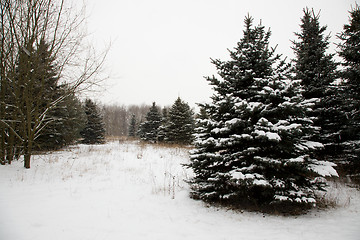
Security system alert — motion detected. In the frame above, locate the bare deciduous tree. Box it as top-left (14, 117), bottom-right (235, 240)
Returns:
top-left (102, 104), bottom-right (151, 138)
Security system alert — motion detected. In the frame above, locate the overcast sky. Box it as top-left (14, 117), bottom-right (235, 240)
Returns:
top-left (86, 0), bottom-right (358, 109)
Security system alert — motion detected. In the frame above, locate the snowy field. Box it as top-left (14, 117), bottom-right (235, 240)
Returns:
top-left (0, 141), bottom-right (359, 240)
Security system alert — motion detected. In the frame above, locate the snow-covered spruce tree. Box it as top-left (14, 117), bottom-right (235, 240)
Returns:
top-left (188, 16), bottom-right (338, 213)
top-left (138, 102), bottom-right (162, 143)
top-left (158, 107), bottom-right (169, 142)
top-left (80, 99), bottom-right (105, 144)
top-left (337, 4), bottom-right (360, 172)
top-left (292, 8), bottom-right (340, 155)
top-left (164, 97), bottom-right (195, 144)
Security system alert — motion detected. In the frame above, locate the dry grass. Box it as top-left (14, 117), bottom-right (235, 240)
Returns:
top-left (316, 180), bottom-right (356, 210)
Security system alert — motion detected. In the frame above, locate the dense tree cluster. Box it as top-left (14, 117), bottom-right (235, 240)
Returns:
top-left (188, 7), bottom-right (360, 213)
top-left (0, 35), bottom-right (87, 166)
top-left (0, 0), bottom-right (106, 168)
top-left (137, 98), bottom-right (195, 145)
top-left (0, 34), bottom-right (103, 166)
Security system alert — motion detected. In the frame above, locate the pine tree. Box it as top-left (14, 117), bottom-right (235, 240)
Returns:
top-left (138, 102), bottom-right (162, 142)
top-left (188, 16), bottom-right (338, 213)
top-left (36, 89), bottom-right (86, 150)
top-left (128, 114), bottom-right (137, 137)
top-left (11, 39), bottom-right (63, 167)
top-left (337, 4), bottom-right (360, 172)
top-left (31, 39), bottom-right (60, 150)
top-left (33, 40), bottom-right (86, 149)
top-left (196, 105), bottom-right (209, 120)
top-left (158, 107), bottom-right (169, 142)
top-left (292, 8), bottom-right (340, 156)
top-left (165, 97), bottom-right (195, 144)
top-left (59, 93), bottom-right (86, 145)
top-left (292, 8), bottom-right (338, 98)
top-left (80, 99), bottom-right (105, 144)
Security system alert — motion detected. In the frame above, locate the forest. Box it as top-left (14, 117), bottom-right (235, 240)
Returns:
top-left (1, 0), bottom-right (359, 213)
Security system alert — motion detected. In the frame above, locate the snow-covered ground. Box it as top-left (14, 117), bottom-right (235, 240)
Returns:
top-left (0, 141), bottom-right (359, 240)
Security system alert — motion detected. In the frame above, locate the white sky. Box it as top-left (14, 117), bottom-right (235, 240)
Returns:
top-left (86, 0), bottom-right (358, 108)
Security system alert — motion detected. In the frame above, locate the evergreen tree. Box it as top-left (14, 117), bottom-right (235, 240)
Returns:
top-left (196, 105), bottom-right (209, 120)
top-left (32, 40), bottom-right (86, 149)
top-left (36, 89), bottom-right (86, 150)
top-left (165, 97), bottom-right (195, 144)
top-left (31, 39), bottom-right (60, 150)
top-left (337, 4), bottom-right (360, 171)
top-left (292, 8), bottom-right (338, 98)
top-left (188, 16), bottom-right (337, 213)
top-left (292, 8), bottom-right (340, 155)
top-left (60, 93), bottom-right (86, 145)
top-left (128, 114), bottom-right (137, 137)
top-left (11, 38), bottom-right (64, 166)
top-left (158, 107), bottom-right (169, 142)
top-left (138, 102), bottom-right (162, 142)
top-left (80, 99), bottom-right (105, 144)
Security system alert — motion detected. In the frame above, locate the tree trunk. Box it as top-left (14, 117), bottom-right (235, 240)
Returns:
top-left (23, 132), bottom-right (32, 169)
top-left (0, 137), bottom-right (4, 165)
top-left (6, 131), bottom-right (15, 164)
top-left (24, 144), bottom-right (31, 169)
top-left (24, 153), bottom-right (31, 169)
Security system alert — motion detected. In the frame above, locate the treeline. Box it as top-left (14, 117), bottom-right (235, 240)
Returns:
top-left (187, 7), bottom-right (360, 214)
top-left (102, 104), bottom-right (151, 137)
top-left (137, 98), bottom-right (195, 144)
top-left (102, 97), bottom-right (195, 145)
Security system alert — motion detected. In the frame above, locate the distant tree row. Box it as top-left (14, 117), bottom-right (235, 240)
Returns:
top-left (101, 98), bottom-right (196, 145)
top-left (187, 6), bottom-right (360, 214)
top-left (102, 104), bottom-right (151, 137)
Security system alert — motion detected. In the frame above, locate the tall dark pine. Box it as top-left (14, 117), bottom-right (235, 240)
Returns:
top-left (36, 89), bottom-right (86, 150)
top-left (80, 99), bottom-right (105, 144)
top-left (338, 5), bottom-right (360, 171)
top-left (292, 8), bottom-right (339, 155)
top-left (12, 39), bottom-right (61, 167)
top-left (57, 93), bottom-right (86, 146)
top-left (165, 97), bottom-right (195, 144)
top-left (188, 16), bottom-right (337, 213)
top-left (292, 8), bottom-right (337, 98)
top-left (138, 102), bottom-right (162, 142)
top-left (34, 40), bottom-right (86, 149)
